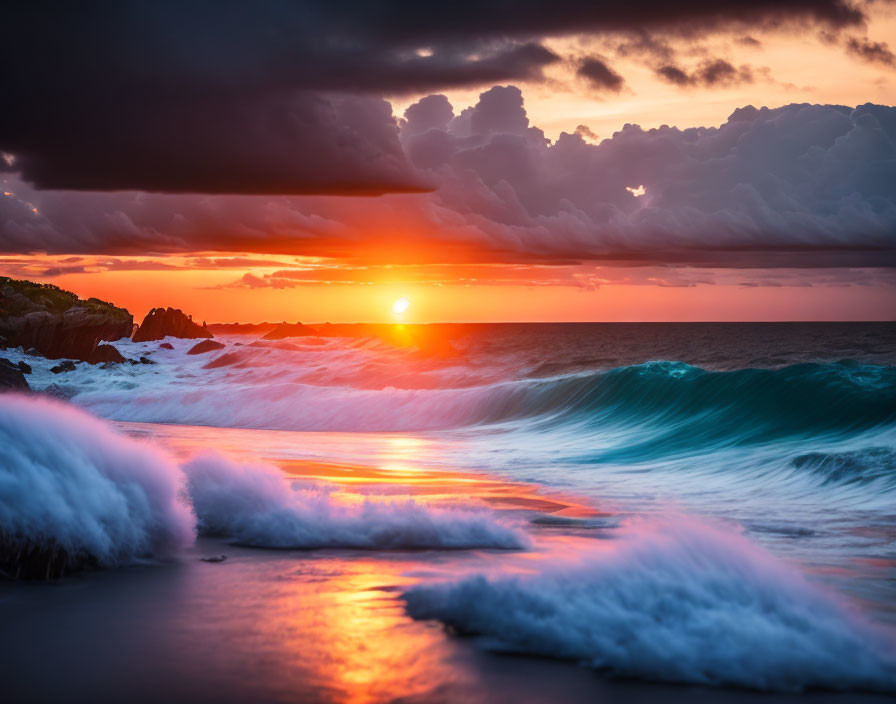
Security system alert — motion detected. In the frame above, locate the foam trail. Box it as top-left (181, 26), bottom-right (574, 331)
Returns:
top-left (403, 515), bottom-right (896, 692)
top-left (183, 452), bottom-right (530, 550)
top-left (0, 394), bottom-right (194, 576)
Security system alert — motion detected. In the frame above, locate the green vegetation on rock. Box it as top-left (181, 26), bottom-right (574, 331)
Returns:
top-left (0, 277), bottom-right (130, 321)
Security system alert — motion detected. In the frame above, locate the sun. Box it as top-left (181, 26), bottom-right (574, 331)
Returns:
top-left (392, 297), bottom-right (410, 315)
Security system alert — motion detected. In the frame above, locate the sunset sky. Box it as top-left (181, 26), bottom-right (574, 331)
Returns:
top-left (2, 1), bottom-right (895, 322)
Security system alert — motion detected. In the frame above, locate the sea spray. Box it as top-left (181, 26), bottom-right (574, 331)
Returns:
top-left (0, 395), bottom-right (529, 578)
top-left (183, 451), bottom-right (530, 550)
top-left (0, 394), bottom-right (194, 577)
top-left (403, 514), bottom-right (896, 692)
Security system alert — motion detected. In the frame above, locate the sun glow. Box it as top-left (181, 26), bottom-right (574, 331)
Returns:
top-left (392, 297), bottom-right (410, 315)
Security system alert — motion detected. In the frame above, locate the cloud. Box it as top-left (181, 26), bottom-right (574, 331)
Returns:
top-left (737, 35), bottom-right (764, 48)
top-left (2, 92), bottom-right (427, 195)
top-left (846, 37), bottom-right (896, 66)
top-left (656, 59), bottom-right (756, 87)
top-left (219, 265), bottom-right (895, 291)
top-left (574, 125), bottom-right (600, 144)
top-left (0, 1), bottom-right (878, 194)
top-left (577, 57), bottom-right (625, 92)
top-left (394, 88), bottom-right (896, 267)
top-left (2, 89), bottom-right (895, 269)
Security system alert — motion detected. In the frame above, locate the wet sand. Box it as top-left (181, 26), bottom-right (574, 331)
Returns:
top-left (1, 422), bottom-right (892, 703)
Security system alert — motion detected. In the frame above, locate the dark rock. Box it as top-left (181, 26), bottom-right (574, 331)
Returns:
top-left (128, 359), bottom-right (139, 365)
top-left (87, 343), bottom-right (125, 364)
top-left (0, 358), bottom-right (29, 391)
top-left (159, 342), bottom-right (174, 350)
top-left (138, 356), bottom-right (156, 364)
top-left (132, 307), bottom-right (213, 342)
top-left (202, 351), bottom-right (246, 369)
top-left (41, 383), bottom-right (75, 400)
top-left (200, 555), bottom-right (227, 563)
top-left (25, 348), bottom-right (41, 356)
top-left (0, 277), bottom-right (133, 362)
top-left (50, 360), bottom-right (77, 374)
top-left (187, 340), bottom-right (225, 355)
top-left (0, 533), bottom-right (100, 580)
top-left (17, 361), bottom-right (31, 374)
top-left (262, 322), bottom-right (317, 340)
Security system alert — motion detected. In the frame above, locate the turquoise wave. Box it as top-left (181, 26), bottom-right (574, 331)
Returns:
top-left (475, 361), bottom-right (896, 458)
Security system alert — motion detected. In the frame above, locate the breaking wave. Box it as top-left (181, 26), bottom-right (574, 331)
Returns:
top-left (183, 452), bottom-right (529, 550)
top-left (403, 515), bottom-right (896, 692)
top-left (0, 397), bottom-right (528, 577)
top-left (0, 394), bottom-right (194, 577)
top-left (77, 359), bottom-right (896, 442)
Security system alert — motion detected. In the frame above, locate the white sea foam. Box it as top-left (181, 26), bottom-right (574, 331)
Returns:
top-left (403, 515), bottom-right (896, 692)
top-left (0, 394), bottom-right (194, 568)
top-left (183, 451), bottom-right (529, 550)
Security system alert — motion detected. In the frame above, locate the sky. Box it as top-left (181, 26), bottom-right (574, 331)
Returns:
top-left (1, 1), bottom-right (895, 322)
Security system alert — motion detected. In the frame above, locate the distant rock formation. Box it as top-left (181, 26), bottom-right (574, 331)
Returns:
top-left (262, 322), bottom-right (317, 339)
top-left (0, 358), bottom-right (29, 391)
top-left (206, 322), bottom-right (278, 336)
top-left (0, 277), bottom-right (132, 363)
top-left (133, 307), bottom-right (213, 342)
top-left (187, 340), bottom-right (225, 355)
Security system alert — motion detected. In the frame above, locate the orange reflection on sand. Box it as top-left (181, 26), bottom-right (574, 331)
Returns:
top-left (116, 422), bottom-right (615, 702)
top-left (286, 558), bottom-right (457, 703)
top-left (278, 456), bottom-right (601, 518)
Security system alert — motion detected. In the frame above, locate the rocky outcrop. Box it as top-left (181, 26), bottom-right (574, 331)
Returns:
top-left (187, 340), bottom-right (225, 355)
top-left (133, 307), bottom-right (213, 342)
top-left (0, 278), bottom-right (132, 363)
top-left (90, 344), bottom-right (126, 364)
top-left (50, 360), bottom-right (77, 374)
top-left (262, 322), bottom-right (317, 339)
top-left (0, 358), bottom-right (29, 392)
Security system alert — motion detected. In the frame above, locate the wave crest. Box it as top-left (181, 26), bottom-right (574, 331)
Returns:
top-left (183, 452), bottom-right (530, 550)
top-left (78, 361), bottom-right (896, 444)
top-left (0, 394), bottom-right (194, 577)
top-left (403, 515), bottom-right (896, 692)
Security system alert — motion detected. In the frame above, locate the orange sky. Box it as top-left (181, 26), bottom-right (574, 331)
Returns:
top-left (30, 266), bottom-right (895, 323)
top-left (2, 7), bottom-right (895, 323)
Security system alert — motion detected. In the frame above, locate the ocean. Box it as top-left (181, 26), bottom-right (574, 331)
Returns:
top-left (2, 322), bottom-right (895, 702)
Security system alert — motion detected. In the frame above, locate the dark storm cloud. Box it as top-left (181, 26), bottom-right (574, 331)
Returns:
top-left (656, 59), bottom-right (755, 87)
top-left (577, 58), bottom-right (626, 92)
top-left (846, 37), bottom-right (896, 66)
top-left (0, 0), bottom-right (876, 194)
top-left (3, 87), bottom-right (895, 269)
